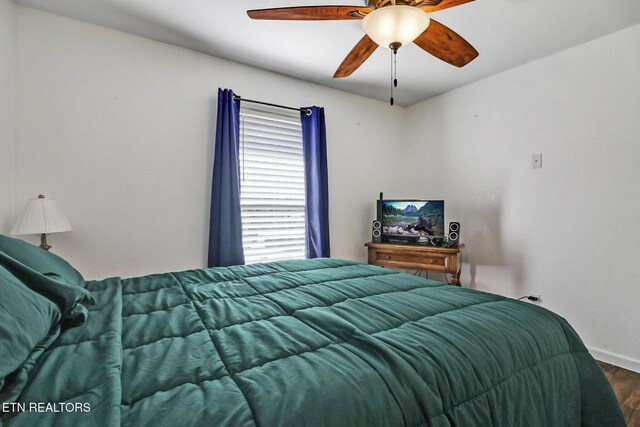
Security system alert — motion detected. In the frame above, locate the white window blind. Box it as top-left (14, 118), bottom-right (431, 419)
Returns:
top-left (239, 105), bottom-right (306, 264)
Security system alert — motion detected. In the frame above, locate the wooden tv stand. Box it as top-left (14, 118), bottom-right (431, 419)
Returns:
top-left (365, 242), bottom-right (464, 285)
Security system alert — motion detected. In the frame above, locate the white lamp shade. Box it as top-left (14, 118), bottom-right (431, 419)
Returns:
top-left (11, 196), bottom-right (73, 235)
top-left (362, 6), bottom-right (430, 48)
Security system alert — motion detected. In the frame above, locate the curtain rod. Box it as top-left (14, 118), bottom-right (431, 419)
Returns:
top-left (233, 96), bottom-right (312, 116)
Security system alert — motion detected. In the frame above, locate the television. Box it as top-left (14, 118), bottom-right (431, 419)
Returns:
top-left (381, 200), bottom-right (445, 242)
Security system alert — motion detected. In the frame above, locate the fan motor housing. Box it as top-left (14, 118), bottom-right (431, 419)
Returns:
top-left (367, 0), bottom-right (443, 9)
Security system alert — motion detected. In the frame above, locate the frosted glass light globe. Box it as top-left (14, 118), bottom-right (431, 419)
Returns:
top-left (361, 5), bottom-right (430, 48)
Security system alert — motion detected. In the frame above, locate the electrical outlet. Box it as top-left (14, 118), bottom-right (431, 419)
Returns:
top-left (529, 294), bottom-right (542, 304)
top-left (531, 153), bottom-right (542, 169)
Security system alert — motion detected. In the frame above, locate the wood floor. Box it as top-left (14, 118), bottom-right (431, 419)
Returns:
top-left (598, 361), bottom-right (640, 426)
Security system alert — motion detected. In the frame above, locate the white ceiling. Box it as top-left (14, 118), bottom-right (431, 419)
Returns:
top-left (16, 0), bottom-right (640, 106)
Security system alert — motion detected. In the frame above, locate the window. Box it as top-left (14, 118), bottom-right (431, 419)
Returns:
top-left (239, 105), bottom-right (306, 264)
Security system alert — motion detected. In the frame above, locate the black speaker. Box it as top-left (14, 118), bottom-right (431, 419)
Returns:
top-left (447, 222), bottom-right (460, 247)
top-left (372, 220), bottom-right (382, 243)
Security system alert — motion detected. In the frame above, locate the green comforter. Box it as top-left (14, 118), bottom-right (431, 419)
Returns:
top-left (4, 258), bottom-right (624, 426)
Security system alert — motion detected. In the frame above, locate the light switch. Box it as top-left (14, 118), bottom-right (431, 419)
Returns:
top-left (532, 153), bottom-right (542, 169)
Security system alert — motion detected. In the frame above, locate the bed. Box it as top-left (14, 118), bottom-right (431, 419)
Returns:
top-left (0, 235), bottom-right (625, 426)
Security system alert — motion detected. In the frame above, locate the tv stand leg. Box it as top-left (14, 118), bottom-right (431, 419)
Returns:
top-left (450, 271), bottom-right (460, 286)
top-left (448, 253), bottom-right (461, 286)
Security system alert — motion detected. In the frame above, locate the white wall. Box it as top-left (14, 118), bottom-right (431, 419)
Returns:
top-left (405, 25), bottom-right (640, 370)
top-left (14, 7), bottom-right (406, 280)
top-left (0, 0), bottom-right (16, 234)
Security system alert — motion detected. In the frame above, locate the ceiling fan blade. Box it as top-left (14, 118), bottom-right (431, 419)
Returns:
top-left (413, 19), bottom-right (478, 67)
top-left (247, 6), bottom-right (371, 21)
top-left (420, 0), bottom-right (474, 13)
top-left (334, 35), bottom-right (378, 78)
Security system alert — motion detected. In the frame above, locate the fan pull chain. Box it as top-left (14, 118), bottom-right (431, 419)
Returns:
top-left (390, 49), bottom-right (394, 106)
top-left (389, 44), bottom-right (399, 106)
top-left (394, 48), bottom-right (398, 89)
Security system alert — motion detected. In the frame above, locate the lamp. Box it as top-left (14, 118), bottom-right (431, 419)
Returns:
top-left (361, 5), bottom-right (430, 49)
top-left (11, 195), bottom-right (73, 251)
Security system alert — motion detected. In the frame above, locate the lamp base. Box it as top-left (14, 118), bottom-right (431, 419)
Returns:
top-left (39, 234), bottom-right (52, 251)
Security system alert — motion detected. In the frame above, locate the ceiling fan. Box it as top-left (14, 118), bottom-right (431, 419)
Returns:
top-left (247, 0), bottom-right (479, 79)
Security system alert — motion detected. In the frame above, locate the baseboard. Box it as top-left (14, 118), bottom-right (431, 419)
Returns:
top-left (588, 346), bottom-right (640, 373)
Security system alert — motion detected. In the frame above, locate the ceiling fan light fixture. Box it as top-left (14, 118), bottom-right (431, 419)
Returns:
top-left (361, 5), bottom-right (430, 49)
